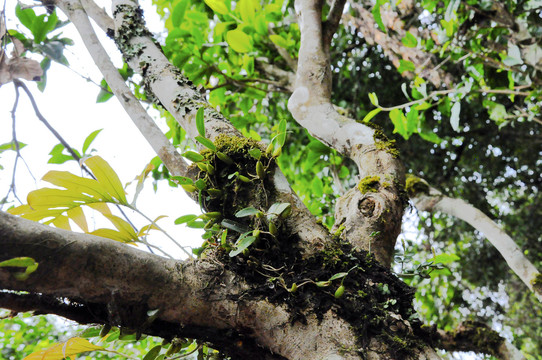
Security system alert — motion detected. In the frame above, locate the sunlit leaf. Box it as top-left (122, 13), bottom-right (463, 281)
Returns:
top-left (226, 29), bottom-right (252, 53)
top-left (204, 0), bottom-right (228, 15)
top-left (84, 156), bottom-right (128, 204)
top-left (82, 129), bottom-right (103, 155)
top-left (23, 337), bottom-right (104, 360)
top-left (196, 107), bottom-right (205, 137)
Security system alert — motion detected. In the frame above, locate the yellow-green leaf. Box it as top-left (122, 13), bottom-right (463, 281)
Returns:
top-left (103, 214), bottom-right (138, 240)
top-left (226, 29), bottom-right (252, 53)
top-left (67, 206), bottom-right (89, 232)
top-left (86, 202), bottom-right (112, 216)
top-left (204, 0), bottom-right (228, 15)
top-left (269, 34), bottom-right (288, 48)
top-left (23, 337), bottom-right (104, 360)
top-left (42, 170), bottom-right (110, 201)
top-left (90, 228), bottom-right (136, 244)
top-left (84, 156), bottom-right (128, 204)
top-left (51, 215), bottom-right (71, 230)
top-left (27, 188), bottom-right (94, 209)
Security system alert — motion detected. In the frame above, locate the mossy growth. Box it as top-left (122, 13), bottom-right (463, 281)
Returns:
top-left (363, 122), bottom-right (400, 158)
top-left (405, 174), bottom-right (430, 198)
top-left (358, 175), bottom-right (380, 194)
top-left (531, 273), bottom-right (542, 294)
top-left (455, 321), bottom-right (504, 357)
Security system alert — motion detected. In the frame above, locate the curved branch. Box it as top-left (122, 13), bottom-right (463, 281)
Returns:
top-left (289, 0), bottom-right (405, 267)
top-left (407, 176), bottom-right (542, 302)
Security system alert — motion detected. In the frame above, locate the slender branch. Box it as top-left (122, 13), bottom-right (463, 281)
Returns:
top-left (12, 79), bottom-right (148, 252)
top-left (323, 0), bottom-right (347, 44)
top-left (58, 0), bottom-right (188, 178)
top-left (407, 177), bottom-right (542, 303)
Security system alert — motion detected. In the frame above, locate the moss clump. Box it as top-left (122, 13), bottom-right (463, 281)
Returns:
top-left (531, 273), bottom-right (542, 294)
top-left (358, 176), bottom-right (380, 194)
top-left (405, 174), bottom-right (430, 198)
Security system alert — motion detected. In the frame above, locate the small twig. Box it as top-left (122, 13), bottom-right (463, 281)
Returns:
top-left (323, 0), bottom-right (347, 44)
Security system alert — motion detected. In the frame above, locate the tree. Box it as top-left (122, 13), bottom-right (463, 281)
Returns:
top-left (1, 0), bottom-right (541, 358)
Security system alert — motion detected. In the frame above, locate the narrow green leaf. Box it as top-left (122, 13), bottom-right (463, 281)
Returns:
top-left (84, 156), bottom-right (127, 204)
top-left (195, 136), bottom-right (216, 151)
top-left (362, 108), bottom-right (382, 123)
top-left (229, 234), bottom-right (257, 257)
top-left (235, 206), bottom-right (260, 217)
top-left (171, 176), bottom-right (194, 185)
top-left (182, 151), bottom-right (205, 162)
top-left (196, 107), bottom-right (205, 137)
top-left (371, 0), bottom-right (386, 33)
top-left (82, 129), bottom-right (103, 155)
top-left (368, 92), bottom-right (379, 106)
top-left (174, 214), bottom-right (198, 224)
top-left (329, 272), bottom-right (348, 281)
top-left (142, 345), bottom-right (162, 360)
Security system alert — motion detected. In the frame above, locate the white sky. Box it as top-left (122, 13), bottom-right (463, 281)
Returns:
top-left (0, 0), bottom-right (203, 259)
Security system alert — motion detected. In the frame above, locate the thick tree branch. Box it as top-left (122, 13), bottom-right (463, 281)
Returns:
top-left (1, 211), bottom-right (400, 360)
top-left (407, 176), bottom-right (542, 302)
top-left (57, 0), bottom-right (188, 178)
top-left (290, 0), bottom-right (405, 267)
top-left (323, 0), bottom-right (346, 45)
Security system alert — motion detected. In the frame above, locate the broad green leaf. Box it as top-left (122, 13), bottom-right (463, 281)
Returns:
top-left (269, 34), bottom-right (288, 48)
top-left (226, 29), bottom-right (252, 53)
top-left (84, 156), bottom-right (127, 204)
top-left (143, 345), bottom-right (162, 360)
top-left (195, 136), bottom-right (216, 151)
top-left (48, 143), bottom-right (75, 164)
top-left (406, 108), bottom-right (419, 136)
top-left (23, 337), bottom-right (104, 360)
top-left (196, 107), bottom-right (205, 137)
top-left (182, 151), bottom-right (205, 162)
top-left (267, 202), bottom-right (291, 218)
top-left (401, 32), bottom-right (417, 47)
top-left (311, 177), bottom-right (324, 197)
top-left (238, 0), bottom-right (258, 22)
top-left (82, 129), bottom-right (103, 154)
top-left (371, 0), bottom-right (386, 33)
top-left (397, 60), bottom-right (415, 74)
top-left (450, 101), bottom-right (461, 131)
top-left (433, 253), bottom-right (460, 264)
top-left (362, 108), bottom-right (382, 122)
top-left (235, 206), bottom-right (261, 217)
top-left (389, 109), bottom-right (408, 138)
top-left (204, 0), bottom-right (228, 15)
top-left (248, 148), bottom-right (261, 160)
top-left (171, 0), bottom-right (189, 27)
top-left (15, 4), bottom-right (36, 34)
